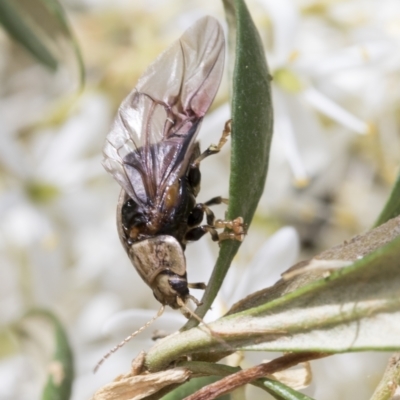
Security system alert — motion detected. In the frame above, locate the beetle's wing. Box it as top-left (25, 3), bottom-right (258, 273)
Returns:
top-left (102, 16), bottom-right (225, 205)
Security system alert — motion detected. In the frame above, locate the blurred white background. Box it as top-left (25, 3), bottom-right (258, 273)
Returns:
top-left (0, 0), bottom-right (399, 399)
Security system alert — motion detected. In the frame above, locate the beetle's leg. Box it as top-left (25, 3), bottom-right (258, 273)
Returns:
top-left (188, 282), bottom-right (206, 290)
top-left (185, 217), bottom-right (245, 243)
top-left (185, 225), bottom-right (220, 242)
top-left (187, 204), bottom-right (204, 227)
top-left (188, 198), bottom-right (228, 227)
top-left (204, 196), bottom-right (229, 207)
top-left (192, 120), bottom-right (231, 167)
top-left (189, 198), bottom-right (229, 227)
top-left (188, 294), bottom-right (203, 306)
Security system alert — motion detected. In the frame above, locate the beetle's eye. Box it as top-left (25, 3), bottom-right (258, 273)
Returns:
top-left (168, 276), bottom-right (189, 296)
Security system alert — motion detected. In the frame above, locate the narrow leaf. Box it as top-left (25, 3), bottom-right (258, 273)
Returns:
top-left (145, 216), bottom-right (400, 370)
top-left (184, 0), bottom-right (273, 329)
top-left (161, 377), bottom-right (230, 400)
top-left (39, 0), bottom-right (85, 87)
top-left (0, 0), bottom-right (85, 85)
top-left (13, 309), bottom-right (74, 400)
top-left (225, 0), bottom-right (273, 229)
top-left (374, 167), bottom-right (400, 227)
top-left (0, 0), bottom-right (57, 70)
top-left (261, 378), bottom-right (315, 400)
top-left (219, 228), bottom-right (400, 354)
top-left (35, 311), bottom-right (74, 400)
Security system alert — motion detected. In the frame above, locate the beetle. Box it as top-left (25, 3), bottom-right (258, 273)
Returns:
top-left (102, 16), bottom-right (245, 317)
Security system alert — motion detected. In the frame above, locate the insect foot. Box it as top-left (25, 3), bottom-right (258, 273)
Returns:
top-left (215, 216), bottom-right (246, 242)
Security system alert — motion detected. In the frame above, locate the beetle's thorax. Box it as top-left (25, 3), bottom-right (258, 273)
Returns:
top-left (126, 235), bottom-right (189, 308)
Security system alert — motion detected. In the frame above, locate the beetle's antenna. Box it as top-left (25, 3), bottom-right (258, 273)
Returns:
top-left (94, 305), bottom-right (165, 373)
top-left (176, 297), bottom-right (234, 353)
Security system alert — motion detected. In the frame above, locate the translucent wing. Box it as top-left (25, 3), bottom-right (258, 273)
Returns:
top-left (102, 16), bottom-right (225, 205)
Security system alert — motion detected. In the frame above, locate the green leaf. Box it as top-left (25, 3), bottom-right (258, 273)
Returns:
top-left (261, 379), bottom-right (315, 400)
top-left (225, 0), bottom-right (273, 229)
top-left (145, 216), bottom-right (400, 370)
top-left (161, 377), bottom-right (230, 400)
top-left (0, 0), bottom-right (57, 70)
top-left (0, 0), bottom-right (85, 86)
top-left (184, 0), bottom-right (273, 329)
top-left (41, 312), bottom-right (74, 400)
top-left (39, 0), bottom-right (85, 87)
top-left (374, 167), bottom-right (400, 227)
top-left (13, 309), bottom-right (74, 400)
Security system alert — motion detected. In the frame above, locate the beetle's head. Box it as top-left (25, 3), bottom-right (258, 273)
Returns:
top-left (152, 270), bottom-right (190, 310)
